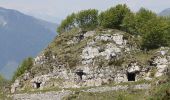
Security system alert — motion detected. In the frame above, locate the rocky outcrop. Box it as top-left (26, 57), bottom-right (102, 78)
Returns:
top-left (11, 80), bottom-right (21, 93)
top-left (11, 29), bottom-right (170, 93)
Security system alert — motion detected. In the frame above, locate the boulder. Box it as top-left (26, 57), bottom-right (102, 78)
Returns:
top-left (11, 80), bottom-right (20, 93)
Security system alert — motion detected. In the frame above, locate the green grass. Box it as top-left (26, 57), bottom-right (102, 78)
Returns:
top-left (17, 86), bottom-right (61, 94)
top-left (63, 90), bottom-right (148, 100)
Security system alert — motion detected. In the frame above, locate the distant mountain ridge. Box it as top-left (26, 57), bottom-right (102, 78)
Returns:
top-left (0, 7), bottom-right (57, 79)
top-left (159, 8), bottom-right (170, 16)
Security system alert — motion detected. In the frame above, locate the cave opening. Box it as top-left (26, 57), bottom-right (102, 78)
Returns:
top-left (76, 70), bottom-right (86, 80)
top-left (127, 72), bottom-right (136, 81)
top-left (35, 82), bottom-right (41, 89)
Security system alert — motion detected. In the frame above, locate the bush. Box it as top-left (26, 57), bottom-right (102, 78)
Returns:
top-left (99, 4), bottom-right (131, 29)
top-left (141, 17), bottom-right (169, 49)
top-left (57, 13), bottom-right (76, 33)
top-left (122, 8), bottom-right (157, 35)
top-left (122, 12), bottom-right (136, 34)
top-left (57, 9), bottom-right (98, 33)
top-left (76, 9), bottom-right (98, 31)
top-left (12, 57), bottom-right (33, 81)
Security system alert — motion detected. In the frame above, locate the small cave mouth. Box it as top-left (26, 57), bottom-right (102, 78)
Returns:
top-left (76, 70), bottom-right (86, 80)
top-left (127, 72), bottom-right (136, 81)
top-left (34, 82), bottom-right (41, 89)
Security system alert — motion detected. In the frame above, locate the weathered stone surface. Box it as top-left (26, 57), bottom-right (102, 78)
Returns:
top-left (30, 74), bottom-right (53, 89)
top-left (95, 33), bottom-right (125, 45)
top-left (12, 90), bottom-right (72, 100)
top-left (84, 31), bottom-right (95, 38)
top-left (23, 72), bottom-right (31, 81)
top-left (100, 43), bottom-right (121, 60)
top-left (154, 56), bottom-right (169, 77)
top-left (127, 62), bottom-right (140, 73)
top-left (11, 29), bottom-right (170, 94)
top-left (114, 73), bottom-right (127, 83)
top-left (11, 80), bottom-right (20, 93)
top-left (34, 54), bottom-right (46, 65)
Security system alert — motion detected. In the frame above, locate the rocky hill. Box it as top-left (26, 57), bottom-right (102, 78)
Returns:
top-left (8, 4), bottom-right (170, 100)
top-left (10, 28), bottom-right (170, 100)
top-left (0, 7), bottom-right (57, 78)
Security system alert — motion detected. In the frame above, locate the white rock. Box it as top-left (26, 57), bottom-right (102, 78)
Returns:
top-left (112, 34), bottom-right (124, 45)
top-left (81, 46), bottom-right (99, 59)
top-left (11, 80), bottom-right (20, 93)
top-left (114, 73), bottom-right (127, 83)
top-left (84, 31), bottom-right (95, 38)
top-left (127, 64), bottom-right (140, 73)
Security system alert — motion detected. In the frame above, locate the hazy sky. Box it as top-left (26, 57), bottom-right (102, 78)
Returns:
top-left (0, 0), bottom-right (170, 23)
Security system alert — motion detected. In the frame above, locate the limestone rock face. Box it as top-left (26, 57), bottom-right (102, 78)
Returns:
top-left (34, 54), bottom-right (46, 65)
top-left (23, 72), bottom-right (31, 81)
top-left (11, 80), bottom-right (20, 93)
top-left (30, 75), bottom-right (51, 89)
top-left (154, 57), bottom-right (169, 77)
top-left (11, 29), bottom-right (170, 93)
top-left (81, 46), bottom-right (99, 64)
top-left (81, 32), bottom-right (126, 65)
top-left (114, 73), bottom-right (127, 83)
top-left (84, 31), bottom-right (95, 38)
top-left (127, 62), bottom-right (140, 73)
top-left (95, 33), bottom-right (124, 45)
top-left (150, 48), bottom-right (170, 77)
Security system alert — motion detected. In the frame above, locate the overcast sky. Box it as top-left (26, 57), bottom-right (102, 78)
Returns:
top-left (0, 0), bottom-right (170, 23)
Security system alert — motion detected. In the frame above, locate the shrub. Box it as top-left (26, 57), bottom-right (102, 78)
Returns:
top-left (76, 9), bottom-right (98, 31)
top-left (99, 4), bottom-right (131, 29)
top-left (141, 17), bottom-right (169, 49)
top-left (57, 13), bottom-right (76, 33)
top-left (12, 57), bottom-right (33, 81)
top-left (57, 9), bottom-right (98, 33)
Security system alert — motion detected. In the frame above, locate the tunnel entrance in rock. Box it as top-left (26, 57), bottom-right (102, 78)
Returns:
top-left (76, 70), bottom-right (86, 80)
top-left (35, 82), bottom-right (41, 89)
top-left (127, 72), bottom-right (136, 81)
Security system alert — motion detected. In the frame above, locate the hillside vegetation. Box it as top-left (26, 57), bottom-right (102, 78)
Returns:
top-left (57, 4), bottom-right (170, 50)
top-left (7, 4), bottom-right (170, 100)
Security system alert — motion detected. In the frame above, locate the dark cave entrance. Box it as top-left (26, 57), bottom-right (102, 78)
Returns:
top-left (127, 72), bottom-right (136, 81)
top-left (76, 70), bottom-right (86, 80)
top-left (35, 82), bottom-right (41, 89)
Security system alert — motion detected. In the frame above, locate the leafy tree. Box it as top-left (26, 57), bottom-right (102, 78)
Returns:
top-left (165, 17), bottom-right (170, 46)
top-left (12, 57), bottom-right (33, 81)
top-left (122, 8), bottom-right (157, 35)
top-left (122, 12), bottom-right (136, 34)
top-left (57, 13), bottom-right (76, 33)
top-left (76, 9), bottom-right (98, 31)
top-left (142, 17), bottom-right (169, 49)
top-left (99, 4), bottom-right (131, 29)
top-left (135, 8), bottom-right (157, 35)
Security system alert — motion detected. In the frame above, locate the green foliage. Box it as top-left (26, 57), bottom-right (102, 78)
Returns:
top-left (76, 9), bottom-right (98, 31)
top-left (99, 4), bottom-right (131, 29)
top-left (141, 17), bottom-right (169, 49)
top-left (122, 12), bottom-right (136, 34)
top-left (0, 75), bottom-right (6, 89)
top-left (165, 17), bottom-right (170, 46)
top-left (57, 9), bottom-right (98, 33)
top-left (122, 8), bottom-right (157, 35)
top-left (12, 57), bottom-right (33, 81)
top-left (57, 13), bottom-right (76, 33)
top-left (149, 80), bottom-right (170, 100)
top-left (134, 8), bottom-right (157, 35)
top-left (122, 7), bottom-right (170, 49)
